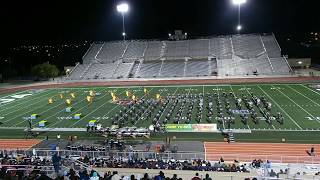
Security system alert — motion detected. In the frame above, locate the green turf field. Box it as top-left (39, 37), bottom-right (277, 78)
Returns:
top-left (1, 84), bottom-right (320, 133)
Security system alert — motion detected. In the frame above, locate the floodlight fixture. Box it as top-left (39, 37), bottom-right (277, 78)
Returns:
top-left (237, 25), bottom-right (242, 31)
top-left (117, 3), bottom-right (129, 41)
top-left (168, 33), bottom-right (172, 37)
top-left (232, 0), bottom-right (246, 5)
top-left (117, 3), bottom-right (129, 13)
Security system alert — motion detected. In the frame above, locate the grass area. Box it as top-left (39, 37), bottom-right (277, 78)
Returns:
top-left (0, 84), bottom-right (320, 142)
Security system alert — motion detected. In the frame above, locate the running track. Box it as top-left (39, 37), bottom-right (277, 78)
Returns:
top-left (0, 139), bottom-right (41, 150)
top-left (204, 142), bottom-right (320, 163)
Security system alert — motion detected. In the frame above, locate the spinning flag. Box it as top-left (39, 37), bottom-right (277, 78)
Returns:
top-left (126, 91), bottom-right (132, 97)
top-left (48, 98), bottom-right (54, 104)
top-left (70, 92), bottom-right (76, 99)
top-left (132, 95), bottom-right (137, 101)
top-left (156, 94), bottom-right (161, 100)
top-left (144, 88), bottom-right (148, 95)
top-left (111, 92), bottom-right (118, 102)
top-left (59, 93), bottom-right (64, 99)
top-left (89, 90), bottom-right (95, 97)
top-left (66, 99), bottom-right (72, 106)
top-left (86, 96), bottom-right (93, 104)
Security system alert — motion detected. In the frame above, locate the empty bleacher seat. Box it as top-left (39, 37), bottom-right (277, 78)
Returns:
top-left (160, 61), bottom-right (185, 77)
top-left (123, 41), bottom-right (147, 63)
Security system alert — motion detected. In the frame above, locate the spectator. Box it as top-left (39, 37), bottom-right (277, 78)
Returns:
top-left (90, 171), bottom-right (99, 180)
top-left (171, 174), bottom-right (178, 180)
top-left (130, 174), bottom-right (137, 180)
top-left (191, 173), bottom-right (201, 180)
top-left (154, 171), bottom-right (165, 180)
top-left (203, 174), bottom-right (212, 180)
top-left (141, 173), bottom-right (150, 180)
top-left (111, 171), bottom-right (121, 180)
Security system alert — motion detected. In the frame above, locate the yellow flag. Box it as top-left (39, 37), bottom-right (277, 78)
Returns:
top-left (156, 94), bottom-right (161, 100)
top-left (144, 88), bottom-right (148, 94)
top-left (66, 99), bottom-right (72, 106)
top-left (111, 92), bottom-right (115, 98)
top-left (126, 91), bottom-right (131, 97)
top-left (59, 94), bottom-right (64, 99)
top-left (48, 98), bottom-right (53, 104)
top-left (112, 96), bottom-right (117, 102)
top-left (89, 90), bottom-right (95, 97)
top-left (132, 95), bottom-right (136, 101)
top-left (70, 92), bottom-right (76, 99)
top-left (86, 96), bottom-right (93, 103)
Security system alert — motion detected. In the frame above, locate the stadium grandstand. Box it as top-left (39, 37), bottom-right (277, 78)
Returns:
top-left (66, 33), bottom-right (291, 80)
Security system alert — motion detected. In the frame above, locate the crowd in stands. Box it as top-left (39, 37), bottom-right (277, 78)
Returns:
top-left (77, 156), bottom-right (249, 173)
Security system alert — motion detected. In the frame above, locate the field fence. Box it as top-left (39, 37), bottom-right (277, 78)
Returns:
top-left (1, 149), bottom-right (320, 164)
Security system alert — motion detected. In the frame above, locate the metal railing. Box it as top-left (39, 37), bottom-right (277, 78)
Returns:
top-left (2, 149), bottom-right (319, 164)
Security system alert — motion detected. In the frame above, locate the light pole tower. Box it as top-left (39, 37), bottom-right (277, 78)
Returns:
top-left (232, 0), bottom-right (246, 33)
top-left (117, 3), bottom-right (129, 41)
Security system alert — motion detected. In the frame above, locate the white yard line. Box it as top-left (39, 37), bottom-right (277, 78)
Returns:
top-left (134, 87), bottom-right (172, 126)
top-left (299, 84), bottom-right (320, 99)
top-left (243, 85), bottom-right (275, 130)
top-left (12, 89), bottom-right (87, 127)
top-left (229, 85), bottom-right (251, 130)
top-left (287, 85), bottom-right (320, 107)
top-left (47, 88), bottom-right (114, 128)
top-left (0, 90), bottom-right (58, 117)
top-left (216, 85), bottom-right (225, 130)
top-left (272, 85), bottom-right (319, 124)
top-left (69, 88), bottom-right (130, 127)
top-left (158, 87), bottom-right (180, 121)
top-left (257, 85), bottom-right (303, 130)
top-left (0, 90), bottom-right (52, 112)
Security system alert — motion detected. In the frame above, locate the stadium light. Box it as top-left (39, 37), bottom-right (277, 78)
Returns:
top-left (168, 33), bottom-right (172, 37)
top-left (232, 0), bottom-right (246, 33)
top-left (117, 3), bottom-right (129, 41)
top-left (237, 25), bottom-right (242, 31)
top-left (117, 3), bottom-right (129, 13)
top-left (232, 0), bottom-right (246, 5)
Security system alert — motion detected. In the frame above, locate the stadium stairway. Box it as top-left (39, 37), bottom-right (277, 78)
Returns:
top-left (228, 132), bottom-right (236, 143)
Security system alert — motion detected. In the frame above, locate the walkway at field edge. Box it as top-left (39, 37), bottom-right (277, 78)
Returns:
top-left (0, 139), bottom-right (41, 150)
top-left (204, 142), bottom-right (320, 163)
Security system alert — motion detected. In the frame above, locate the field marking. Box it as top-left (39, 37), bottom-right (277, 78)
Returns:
top-left (243, 85), bottom-right (275, 130)
top-left (230, 85), bottom-right (251, 130)
top-left (216, 85), bottom-right (225, 130)
top-left (47, 87), bottom-right (117, 128)
top-left (287, 85), bottom-right (320, 107)
top-left (67, 83), bottom-right (301, 90)
top-left (0, 90), bottom-right (30, 100)
top-left (11, 89), bottom-right (86, 127)
top-left (0, 89), bottom-right (52, 112)
top-left (299, 84), bottom-right (320, 100)
top-left (69, 88), bottom-right (131, 127)
top-left (134, 87), bottom-right (169, 126)
top-left (272, 85), bottom-right (319, 125)
top-left (158, 87), bottom-right (180, 123)
top-left (0, 90), bottom-right (59, 117)
top-left (257, 85), bottom-right (303, 130)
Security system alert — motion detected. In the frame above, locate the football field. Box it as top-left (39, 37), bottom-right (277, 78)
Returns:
top-left (1, 83), bottom-right (320, 133)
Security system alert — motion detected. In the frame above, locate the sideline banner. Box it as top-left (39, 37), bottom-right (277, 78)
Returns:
top-left (165, 124), bottom-right (217, 132)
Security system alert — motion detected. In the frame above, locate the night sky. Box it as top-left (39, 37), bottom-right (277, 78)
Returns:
top-left (1, 0), bottom-right (320, 42)
top-left (1, 0), bottom-right (320, 76)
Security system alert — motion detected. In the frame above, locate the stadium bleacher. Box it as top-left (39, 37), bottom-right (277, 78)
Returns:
top-left (68, 33), bottom-right (291, 80)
